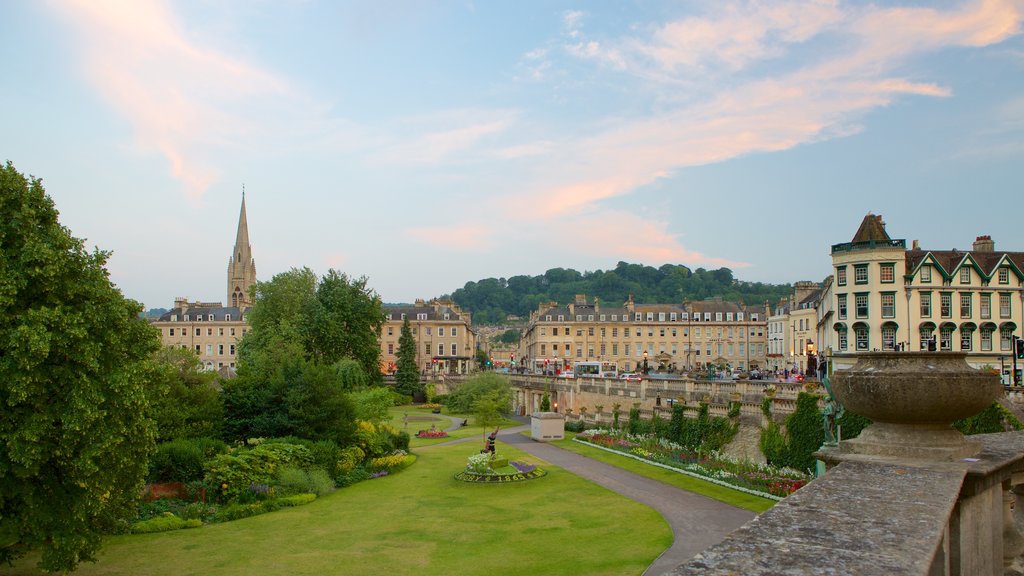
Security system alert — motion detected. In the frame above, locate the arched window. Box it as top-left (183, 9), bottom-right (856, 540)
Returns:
top-left (919, 322), bottom-right (936, 350)
top-left (853, 322), bottom-right (869, 351)
top-left (939, 323), bottom-right (956, 351)
top-left (881, 322), bottom-right (898, 351)
top-left (959, 322), bottom-right (976, 351)
top-left (980, 322), bottom-right (996, 351)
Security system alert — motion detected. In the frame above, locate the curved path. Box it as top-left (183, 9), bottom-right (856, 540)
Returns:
top-left (418, 417), bottom-right (755, 576)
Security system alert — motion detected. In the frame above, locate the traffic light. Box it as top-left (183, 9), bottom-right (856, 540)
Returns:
top-left (1016, 337), bottom-right (1024, 360)
top-left (510, 352), bottom-right (516, 366)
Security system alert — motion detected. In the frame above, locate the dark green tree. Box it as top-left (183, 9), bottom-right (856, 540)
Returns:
top-left (394, 318), bottom-right (420, 397)
top-left (303, 270), bottom-right (385, 383)
top-left (0, 162), bottom-right (160, 572)
top-left (148, 347), bottom-right (224, 441)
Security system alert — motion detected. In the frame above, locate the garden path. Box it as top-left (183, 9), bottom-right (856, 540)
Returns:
top-left (419, 417), bottom-right (755, 576)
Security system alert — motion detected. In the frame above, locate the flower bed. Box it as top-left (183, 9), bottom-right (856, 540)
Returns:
top-left (415, 430), bottom-right (449, 438)
top-left (455, 456), bottom-right (547, 483)
top-left (575, 429), bottom-right (810, 500)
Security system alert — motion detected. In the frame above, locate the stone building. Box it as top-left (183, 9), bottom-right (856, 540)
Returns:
top-left (380, 299), bottom-right (477, 375)
top-left (152, 195), bottom-right (252, 372)
top-left (830, 213), bottom-right (1024, 369)
top-left (520, 294), bottom-right (768, 374)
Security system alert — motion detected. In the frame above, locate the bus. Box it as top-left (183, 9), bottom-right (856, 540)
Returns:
top-left (573, 361), bottom-right (618, 379)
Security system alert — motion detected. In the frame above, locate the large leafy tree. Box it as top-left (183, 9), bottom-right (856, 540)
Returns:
top-left (394, 318), bottom-right (420, 397)
top-left (303, 270), bottom-right (385, 382)
top-left (148, 347), bottom-right (224, 441)
top-left (225, 268), bottom-right (384, 442)
top-left (0, 162), bottom-right (160, 571)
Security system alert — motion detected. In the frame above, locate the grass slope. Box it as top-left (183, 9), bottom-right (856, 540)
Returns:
top-left (9, 443), bottom-right (670, 576)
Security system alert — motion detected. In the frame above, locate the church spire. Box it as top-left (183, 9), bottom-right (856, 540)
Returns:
top-left (227, 191), bottom-right (257, 309)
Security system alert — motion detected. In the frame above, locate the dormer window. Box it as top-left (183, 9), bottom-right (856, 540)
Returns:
top-left (545, 315), bottom-right (552, 321)
top-left (208, 314), bottom-right (214, 321)
top-left (171, 314), bottom-right (178, 322)
top-left (444, 313), bottom-right (450, 320)
top-left (557, 315), bottom-right (564, 321)
top-left (401, 313), bottom-right (407, 320)
top-left (184, 315), bottom-right (190, 322)
top-left (225, 314), bottom-right (231, 321)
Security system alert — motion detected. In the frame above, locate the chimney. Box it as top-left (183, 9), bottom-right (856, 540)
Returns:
top-left (574, 294), bottom-right (587, 305)
top-left (175, 297), bottom-right (189, 312)
top-left (972, 235), bottom-right (994, 253)
top-left (415, 298), bottom-right (425, 307)
top-left (912, 239), bottom-right (919, 250)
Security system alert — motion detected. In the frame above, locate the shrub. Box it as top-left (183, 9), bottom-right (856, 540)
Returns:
top-left (335, 466), bottom-right (370, 488)
top-left (307, 440), bottom-right (341, 479)
top-left (274, 467), bottom-right (312, 497)
top-left (274, 467), bottom-right (334, 497)
top-left (148, 439), bottom-right (205, 483)
top-left (337, 446), bottom-right (365, 474)
top-left (564, 420), bottom-right (587, 433)
top-left (368, 453), bottom-right (410, 473)
top-left (280, 493), bottom-right (317, 506)
top-left (432, 394), bottom-right (448, 406)
top-left (131, 514), bottom-right (202, 534)
top-left (204, 442), bottom-right (314, 503)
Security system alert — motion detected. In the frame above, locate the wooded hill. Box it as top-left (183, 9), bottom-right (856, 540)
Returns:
top-left (444, 262), bottom-right (793, 325)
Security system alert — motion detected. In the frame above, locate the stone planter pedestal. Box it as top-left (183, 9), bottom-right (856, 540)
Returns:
top-left (531, 412), bottom-right (565, 442)
top-left (831, 352), bottom-right (1001, 461)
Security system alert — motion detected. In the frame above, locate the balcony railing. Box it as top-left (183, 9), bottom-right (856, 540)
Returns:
top-left (830, 238), bottom-right (907, 254)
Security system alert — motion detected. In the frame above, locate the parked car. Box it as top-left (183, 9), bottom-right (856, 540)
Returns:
top-left (557, 371), bottom-right (575, 379)
top-left (619, 373), bottom-right (642, 382)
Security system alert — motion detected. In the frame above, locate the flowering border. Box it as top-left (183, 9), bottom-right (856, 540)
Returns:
top-left (572, 438), bottom-right (785, 501)
top-left (455, 468), bottom-right (547, 483)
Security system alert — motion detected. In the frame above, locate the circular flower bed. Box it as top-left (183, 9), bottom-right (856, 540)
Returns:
top-left (455, 457), bottom-right (547, 483)
top-left (416, 430), bottom-right (449, 438)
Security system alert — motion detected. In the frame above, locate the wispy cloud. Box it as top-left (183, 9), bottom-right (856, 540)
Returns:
top-left (49, 0), bottom-right (308, 202)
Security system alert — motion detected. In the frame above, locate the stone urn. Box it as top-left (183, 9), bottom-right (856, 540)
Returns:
top-left (832, 352), bottom-right (1001, 460)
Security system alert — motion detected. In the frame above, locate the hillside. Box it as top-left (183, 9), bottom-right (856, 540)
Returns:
top-left (445, 262), bottom-right (792, 325)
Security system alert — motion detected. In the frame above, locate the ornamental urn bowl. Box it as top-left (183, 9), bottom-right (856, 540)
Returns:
top-left (831, 352), bottom-right (1001, 460)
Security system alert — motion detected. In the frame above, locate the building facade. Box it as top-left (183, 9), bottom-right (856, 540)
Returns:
top-left (380, 299), bottom-right (476, 375)
top-left (520, 294), bottom-right (768, 375)
top-left (831, 214), bottom-right (1024, 370)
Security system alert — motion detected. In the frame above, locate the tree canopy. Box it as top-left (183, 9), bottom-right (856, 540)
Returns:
top-left (446, 262), bottom-right (791, 324)
top-left (0, 162), bottom-right (161, 572)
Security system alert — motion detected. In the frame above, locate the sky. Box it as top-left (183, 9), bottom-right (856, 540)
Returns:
top-left (2, 0), bottom-right (1023, 309)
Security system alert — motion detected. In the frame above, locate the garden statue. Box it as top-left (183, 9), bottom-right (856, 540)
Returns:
top-left (482, 427), bottom-right (499, 456)
top-left (820, 367), bottom-right (844, 447)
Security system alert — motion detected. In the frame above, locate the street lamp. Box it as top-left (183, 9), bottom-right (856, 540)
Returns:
top-left (643, 350), bottom-right (649, 374)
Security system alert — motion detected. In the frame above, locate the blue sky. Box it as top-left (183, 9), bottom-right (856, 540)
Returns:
top-left (2, 1), bottom-right (1022, 308)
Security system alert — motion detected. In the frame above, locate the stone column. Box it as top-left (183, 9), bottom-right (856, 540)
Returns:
top-left (1004, 480), bottom-right (1024, 567)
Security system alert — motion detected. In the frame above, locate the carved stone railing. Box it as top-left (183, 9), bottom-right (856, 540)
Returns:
top-left (671, 352), bottom-right (1024, 576)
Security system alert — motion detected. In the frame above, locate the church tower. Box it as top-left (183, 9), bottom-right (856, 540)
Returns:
top-left (227, 193), bottom-right (257, 309)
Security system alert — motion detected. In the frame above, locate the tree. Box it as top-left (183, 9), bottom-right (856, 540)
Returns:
top-left (303, 270), bottom-right (385, 383)
top-left (0, 162), bottom-right (160, 572)
top-left (148, 347), bottom-right (224, 441)
top-left (446, 372), bottom-right (511, 414)
top-left (394, 318), bottom-right (420, 397)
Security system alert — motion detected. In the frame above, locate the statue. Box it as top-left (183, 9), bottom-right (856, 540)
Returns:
top-left (820, 362), bottom-right (844, 446)
top-left (482, 427), bottom-right (500, 457)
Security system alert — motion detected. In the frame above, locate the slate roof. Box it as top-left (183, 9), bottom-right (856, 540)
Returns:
top-left (851, 213), bottom-right (891, 243)
top-left (157, 306), bottom-right (244, 322)
top-left (905, 249), bottom-right (1024, 279)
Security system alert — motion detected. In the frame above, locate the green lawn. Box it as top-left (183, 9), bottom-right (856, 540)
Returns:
top-left (551, 435), bottom-right (776, 514)
top-left (8, 442), bottom-right (670, 576)
top-left (390, 408), bottom-right (519, 448)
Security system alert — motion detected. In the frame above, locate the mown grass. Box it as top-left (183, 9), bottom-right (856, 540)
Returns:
top-left (8, 442), bottom-right (670, 576)
top-left (551, 435), bottom-right (776, 514)
top-left (390, 408), bottom-right (519, 448)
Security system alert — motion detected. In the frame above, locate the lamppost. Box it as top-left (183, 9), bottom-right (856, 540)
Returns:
top-left (643, 350), bottom-right (649, 374)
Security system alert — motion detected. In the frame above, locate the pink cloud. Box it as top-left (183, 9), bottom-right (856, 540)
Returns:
top-left (50, 0), bottom-right (296, 202)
